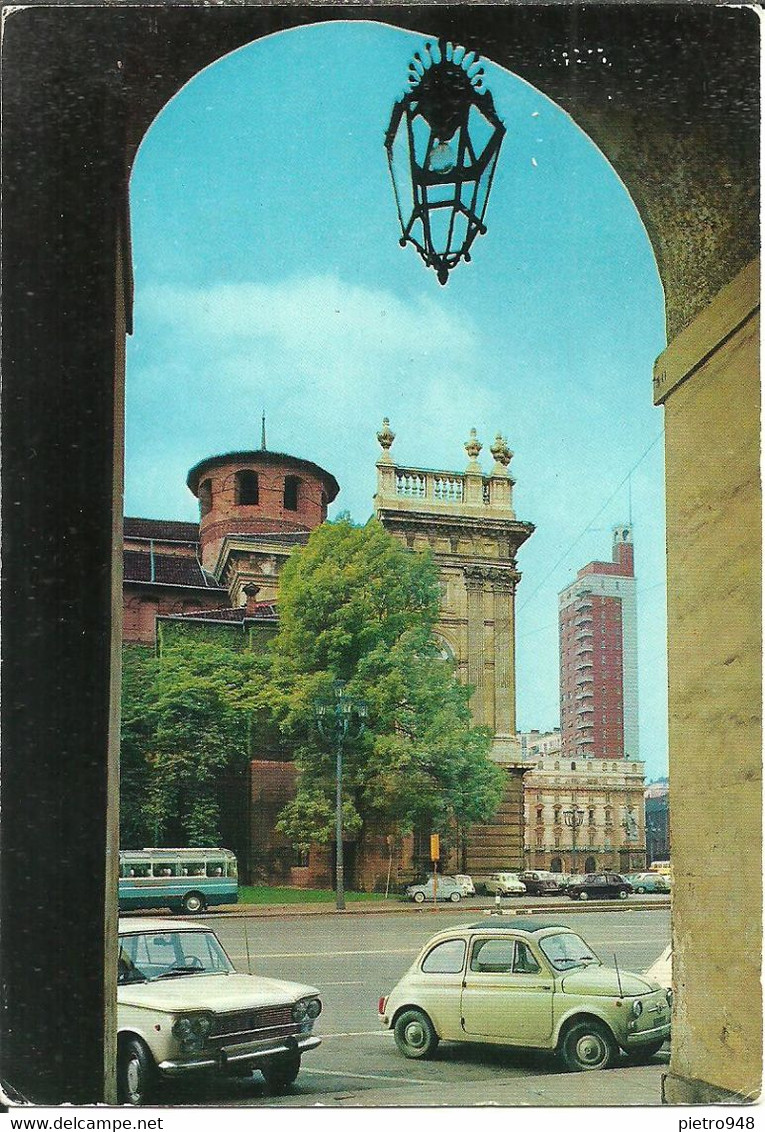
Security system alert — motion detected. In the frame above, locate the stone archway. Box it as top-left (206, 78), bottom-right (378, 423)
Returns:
top-left (1, 3), bottom-right (759, 1106)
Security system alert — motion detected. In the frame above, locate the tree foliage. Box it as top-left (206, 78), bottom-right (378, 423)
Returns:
top-left (273, 518), bottom-right (504, 847)
top-left (121, 638), bottom-right (267, 847)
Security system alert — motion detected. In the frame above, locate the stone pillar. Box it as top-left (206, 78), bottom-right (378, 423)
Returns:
top-left (490, 572), bottom-right (518, 738)
top-left (463, 566), bottom-right (486, 726)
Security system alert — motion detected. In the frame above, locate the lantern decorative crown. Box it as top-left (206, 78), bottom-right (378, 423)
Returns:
top-left (384, 40), bottom-right (506, 285)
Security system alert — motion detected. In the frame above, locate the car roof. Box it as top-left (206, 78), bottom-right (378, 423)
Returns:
top-left (465, 920), bottom-right (571, 934)
top-left (118, 917), bottom-right (212, 934)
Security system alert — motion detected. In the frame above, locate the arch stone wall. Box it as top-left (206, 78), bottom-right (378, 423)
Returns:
top-left (1, 2), bottom-right (759, 1105)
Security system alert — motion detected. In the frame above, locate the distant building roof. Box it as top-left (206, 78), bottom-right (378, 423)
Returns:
top-left (124, 517), bottom-right (199, 543)
top-left (123, 549), bottom-right (223, 590)
top-left (161, 603), bottom-right (278, 624)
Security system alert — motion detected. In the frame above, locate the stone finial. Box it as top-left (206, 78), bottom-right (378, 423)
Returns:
top-left (464, 427), bottom-right (482, 465)
top-left (490, 432), bottom-right (513, 470)
top-left (377, 417), bottom-right (395, 462)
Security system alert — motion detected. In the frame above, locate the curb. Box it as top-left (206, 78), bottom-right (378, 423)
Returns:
top-left (198, 897), bottom-right (671, 920)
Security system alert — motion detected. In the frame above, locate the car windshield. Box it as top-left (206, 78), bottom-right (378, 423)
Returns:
top-left (539, 932), bottom-right (600, 970)
top-left (118, 930), bottom-right (235, 984)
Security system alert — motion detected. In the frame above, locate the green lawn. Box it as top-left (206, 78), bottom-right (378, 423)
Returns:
top-left (239, 885), bottom-right (391, 905)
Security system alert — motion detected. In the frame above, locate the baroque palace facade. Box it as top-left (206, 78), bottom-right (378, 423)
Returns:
top-left (123, 423), bottom-right (534, 889)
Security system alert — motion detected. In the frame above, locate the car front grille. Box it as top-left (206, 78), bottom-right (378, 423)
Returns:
top-left (210, 1005), bottom-right (300, 1044)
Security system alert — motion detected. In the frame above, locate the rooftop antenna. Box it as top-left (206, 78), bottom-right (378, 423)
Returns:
top-left (261, 411), bottom-right (267, 451)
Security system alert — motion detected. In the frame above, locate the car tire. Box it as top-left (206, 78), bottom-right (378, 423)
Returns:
top-left (636, 886), bottom-right (646, 894)
top-left (413, 891), bottom-right (426, 904)
top-left (450, 891), bottom-right (461, 903)
top-left (182, 891), bottom-right (205, 914)
top-left (619, 889), bottom-right (629, 899)
top-left (560, 1019), bottom-right (617, 1072)
top-left (393, 1009), bottom-right (439, 1060)
top-left (118, 1037), bottom-right (155, 1105)
top-left (578, 891), bottom-right (589, 901)
top-left (261, 1051), bottom-right (301, 1093)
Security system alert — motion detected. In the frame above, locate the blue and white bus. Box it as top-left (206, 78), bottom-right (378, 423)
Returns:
top-left (118, 847), bottom-right (239, 914)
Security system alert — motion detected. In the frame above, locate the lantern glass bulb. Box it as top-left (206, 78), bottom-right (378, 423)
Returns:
top-left (428, 138), bottom-right (457, 174)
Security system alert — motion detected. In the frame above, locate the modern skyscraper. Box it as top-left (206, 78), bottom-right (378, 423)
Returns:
top-left (559, 526), bottom-right (638, 760)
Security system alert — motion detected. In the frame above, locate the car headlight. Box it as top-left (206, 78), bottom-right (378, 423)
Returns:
top-left (305, 997), bottom-right (322, 1019)
top-left (631, 1000), bottom-right (643, 1018)
top-left (172, 1013), bottom-right (213, 1052)
top-left (292, 999), bottom-right (309, 1022)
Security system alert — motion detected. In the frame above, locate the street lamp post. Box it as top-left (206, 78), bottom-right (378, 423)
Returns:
top-left (563, 806), bottom-right (585, 875)
top-left (315, 681), bottom-right (367, 912)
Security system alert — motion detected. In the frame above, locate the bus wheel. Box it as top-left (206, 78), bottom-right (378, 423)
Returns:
top-left (183, 891), bottom-right (205, 914)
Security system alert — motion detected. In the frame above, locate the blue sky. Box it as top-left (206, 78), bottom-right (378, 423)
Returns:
top-left (126, 20), bottom-right (668, 779)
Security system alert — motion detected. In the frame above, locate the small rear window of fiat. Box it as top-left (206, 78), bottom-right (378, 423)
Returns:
top-left (421, 938), bottom-right (466, 974)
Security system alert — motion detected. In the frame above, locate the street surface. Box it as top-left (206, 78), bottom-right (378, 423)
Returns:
top-left (153, 903), bottom-right (671, 1107)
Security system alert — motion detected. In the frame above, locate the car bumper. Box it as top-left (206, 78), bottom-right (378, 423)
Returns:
top-left (623, 1021), bottom-right (671, 1048)
top-left (158, 1033), bottom-right (321, 1076)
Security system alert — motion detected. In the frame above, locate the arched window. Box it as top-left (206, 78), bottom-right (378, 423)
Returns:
top-left (199, 478), bottom-right (212, 518)
top-left (585, 856), bottom-right (597, 873)
top-left (284, 475), bottom-right (300, 511)
top-left (235, 469), bottom-right (259, 505)
top-left (550, 857), bottom-right (563, 873)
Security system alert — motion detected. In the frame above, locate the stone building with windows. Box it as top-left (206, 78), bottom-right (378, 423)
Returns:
top-left (374, 419), bottom-right (534, 878)
top-left (521, 727), bottom-right (647, 874)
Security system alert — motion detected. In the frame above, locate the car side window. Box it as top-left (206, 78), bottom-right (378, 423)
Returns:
top-left (470, 937), bottom-right (515, 974)
top-left (421, 938), bottom-right (466, 974)
top-left (513, 942), bottom-right (541, 974)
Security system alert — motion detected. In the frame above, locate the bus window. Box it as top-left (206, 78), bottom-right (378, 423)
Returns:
top-left (152, 863), bottom-right (177, 877)
top-left (206, 862), bottom-right (224, 877)
top-left (226, 859), bottom-right (238, 878)
top-left (131, 862), bottom-right (151, 878)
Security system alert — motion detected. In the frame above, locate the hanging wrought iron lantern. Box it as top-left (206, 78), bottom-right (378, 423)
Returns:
top-left (384, 40), bottom-right (505, 285)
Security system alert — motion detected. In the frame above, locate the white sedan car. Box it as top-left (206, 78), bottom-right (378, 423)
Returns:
top-left (118, 918), bottom-right (322, 1104)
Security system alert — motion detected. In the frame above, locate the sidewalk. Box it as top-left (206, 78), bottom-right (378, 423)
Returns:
top-left (275, 1063), bottom-right (667, 1107)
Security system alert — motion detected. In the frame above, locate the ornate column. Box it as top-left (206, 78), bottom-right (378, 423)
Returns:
top-left (463, 565), bottom-right (487, 725)
top-left (488, 568), bottom-right (519, 739)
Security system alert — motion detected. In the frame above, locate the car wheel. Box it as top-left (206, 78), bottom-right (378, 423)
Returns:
top-left (450, 891), bottom-right (461, 903)
top-left (636, 886), bottom-right (646, 894)
top-left (413, 890), bottom-right (426, 904)
top-left (578, 890), bottom-right (589, 901)
top-left (261, 1051), bottom-right (301, 1093)
top-left (560, 1020), bottom-right (617, 1072)
top-left (619, 889), bottom-right (629, 899)
top-left (118, 1037), bottom-right (155, 1105)
top-left (182, 891), bottom-right (205, 914)
top-left (393, 1009), bottom-right (439, 1060)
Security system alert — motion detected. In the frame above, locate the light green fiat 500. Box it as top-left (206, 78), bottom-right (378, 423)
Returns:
top-left (379, 920), bottom-right (671, 1071)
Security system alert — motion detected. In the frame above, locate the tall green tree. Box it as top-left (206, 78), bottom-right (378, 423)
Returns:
top-left (120, 645), bottom-right (159, 848)
top-left (272, 518), bottom-right (504, 848)
top-left (121, 637), bottom-right (268, 847)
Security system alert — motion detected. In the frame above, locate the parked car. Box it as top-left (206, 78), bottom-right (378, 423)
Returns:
top-left (566, 873), bottom-right (633, 900)
top-left (645, 945), bottom-right (672, 990)
top-left (558, 874), bottom-right (586, 890)
top-left (626, 872), bottom-right (671, 894)
top-left (379, 919), bottom-right (671, 1070)
top-left (483, 872), bottom-right (527, 896)
top-left (519, 870), bottom-right (562, 896)
top-left (406, 876), bottom-right (463, 903)
top-left (455, 874), bottom-right (476, 897)
top-left (424, 873), bottom-right (475, 897)
top-left (117, 918), bottom-right (322, 1104)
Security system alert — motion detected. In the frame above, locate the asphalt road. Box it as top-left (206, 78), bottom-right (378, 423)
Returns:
top-left (155, 904), bottom-right (671, 1107)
